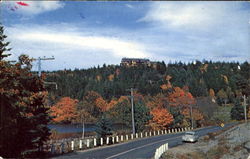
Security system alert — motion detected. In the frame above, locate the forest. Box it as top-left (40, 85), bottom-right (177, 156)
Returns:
top-left (46, 59), bottom-right (250, 132)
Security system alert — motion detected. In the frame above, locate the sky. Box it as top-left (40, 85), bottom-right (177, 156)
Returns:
top-left (1, 1), bottom-right (250, 71)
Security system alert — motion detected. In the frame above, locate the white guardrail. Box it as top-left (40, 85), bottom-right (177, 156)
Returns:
top-left (48, 127), bottom-right (192, 155)
top-left (154, 143), bottom-right (168, 159)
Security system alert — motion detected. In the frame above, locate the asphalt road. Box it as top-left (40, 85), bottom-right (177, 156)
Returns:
top-left (54, 123), bottom-right (236, 159)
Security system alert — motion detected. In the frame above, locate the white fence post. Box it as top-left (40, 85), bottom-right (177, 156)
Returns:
top-left (136, 133), bottom-right (138, 138)
top-left (94, 138), bottom-right (97, 147)
top-left (149, 131), bottom-right (152, 136)
top-left (131, 134), bottom-right (134, 140)
top-left (116, 136), bottom-right (119, 142)
top-left (121, 135), bottom-right (124, 142)
top-left (126, 135), bottom-right (129, 141)
top-left (168, 129), bottom-right (171, 133)
top-left (154, 131), bottom-right (156, 136)
top-left (79, 139), bottom-right (82, 149)
top-left (87, 139), bottom-right (90, 148)
top-left (165, 129), bottom-right (167, 134)
top-left (100, 138), bottom-right (103, 146)
top-left (140, 133), bottom-right (143, 138)
top-left (161, 130), bottom-right (163, 134)
top-left (106, 137), bottom-right (109, 145)
top-left (145, 132), bottom-right (148, 137)
top-left (71, 141), bottom-right (74, 151)
top-left (112, 136), bottom-right (115, 144)
top-left (158, 130), bottom-right (160, 135)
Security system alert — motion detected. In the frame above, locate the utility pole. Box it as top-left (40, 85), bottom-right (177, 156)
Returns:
top-left (130, 88), bottom-right (136, 135)
top-left (35, 56), bottom-right (55, 77)
top-left (243, 95), bottom-right (247, 123)
top-left (190, 104), bottom-right (194, 129)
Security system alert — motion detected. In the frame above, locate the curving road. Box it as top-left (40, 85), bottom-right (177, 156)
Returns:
top-left (54, 123), bottom-right (236, 159)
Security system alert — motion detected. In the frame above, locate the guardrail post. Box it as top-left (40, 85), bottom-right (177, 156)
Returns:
top-left (161, 130), bottom-right (163, 134)
top-left (145, 132), bottom-right (148, 137)
top-left (71, 141), bottom-right (74, 151)
top-left (131, 134), bottom-right (134, 140)
top-left (165, 129), bottom-right (167, 134)
top-left (106, 137), bottom-right (109, 145)
top-left (140, 133), bottom-right (143, 138)
top-left (79, 139), bottom-right (82, 149)
top-left (126, 135), bottom-right (129, 141)
top-left (116, 136), bottom-right (119, 142)
top-left (136, 133), bottom-right (138, 138)
top-left (100, 138), bottom-right (103, 146)
top-left (112, 136), bottom-right (115, 144)
top-left (154, 131), bottom-right (156, 136)
top-left (149, 131), bottom-right (152, 136)
top-left (87, 139), bottom-right (90, 148)
top-left (168, 129), bottom-right (171, 133)
top-left (94, 138), bottom-right (97, 147)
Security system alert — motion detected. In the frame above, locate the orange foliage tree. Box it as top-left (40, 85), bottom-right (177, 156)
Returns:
top-left (149, 108), bottom-right (173, 130)
top-left (95, 97), bottom-right (118, 112)
top-left (95, 97), bottom-right (108, 112)
top-left (50, 97), bottom-right (78, 123)
top-left (168, 87), bottom-right (196, 108)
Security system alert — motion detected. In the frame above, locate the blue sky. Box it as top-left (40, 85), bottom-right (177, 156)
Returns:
top-left (1, 1), bottom-right (249, 71)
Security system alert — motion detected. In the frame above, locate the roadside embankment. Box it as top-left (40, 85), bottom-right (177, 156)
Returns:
top-left (162, 122), bottom-right (250, 159)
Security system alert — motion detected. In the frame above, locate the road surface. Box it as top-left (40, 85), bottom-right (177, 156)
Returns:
top-left (54, 123), bottom-right (236, 159)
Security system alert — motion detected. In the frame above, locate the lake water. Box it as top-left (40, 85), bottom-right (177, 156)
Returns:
top-left (48, 123), bottom-right (130, 133)
top-left (48, 124), bottom-right (95, 133)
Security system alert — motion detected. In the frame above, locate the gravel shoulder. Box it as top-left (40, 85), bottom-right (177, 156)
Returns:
top-left (162, 122), bottom-right (250, 159)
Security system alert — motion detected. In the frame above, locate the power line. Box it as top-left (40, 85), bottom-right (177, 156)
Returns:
top-left (33, 56), bottom-right (55, 77)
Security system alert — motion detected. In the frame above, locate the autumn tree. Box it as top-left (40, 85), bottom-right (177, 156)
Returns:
top-left (181, 107), bottom-right (204, 127)
top-left (149, 108), bottom-right (173, 130)
top-left (167, 87), bottom-right (196, 108)
top-left (50, 97), bottom-right (78, 123)
top-left (82, 91), bottom-right (102, 118)
top-left (0, 24), bottom-right (50, 158)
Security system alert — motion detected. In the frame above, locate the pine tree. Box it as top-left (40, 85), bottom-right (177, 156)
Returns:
top-left (95, 115), bottom-right (113, 138)
top-left (0, 24), bottom-right (51, 158)
top-left (231, 99), bottom-right (244, 121)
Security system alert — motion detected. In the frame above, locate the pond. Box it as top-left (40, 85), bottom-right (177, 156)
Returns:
top-left (48, 124), bottom-right (95, 133)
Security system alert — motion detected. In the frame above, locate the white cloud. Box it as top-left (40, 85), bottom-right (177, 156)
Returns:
top-left (5, 24), bottom-right (151, 70)
top-left (139, 2), bottom-right (248, 31)
top-left (4, 1), bottom-right (64, 15)
top-left (137, 2), bottom-right (249, 63)
top-left (16, 32), bottom-right (150, 59)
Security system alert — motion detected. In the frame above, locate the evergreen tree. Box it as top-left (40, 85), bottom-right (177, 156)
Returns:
top-left (95, 115), bottom-right (113, 138)
top-left (0, 25), bottom-right (50, 158)
top-left (231, 99), bottom-right (244, 121)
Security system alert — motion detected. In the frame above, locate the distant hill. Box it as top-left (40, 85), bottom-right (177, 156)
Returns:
top-left (45, 60), bottom-right (250, 104)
